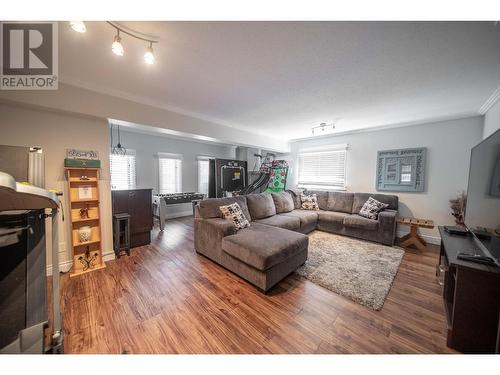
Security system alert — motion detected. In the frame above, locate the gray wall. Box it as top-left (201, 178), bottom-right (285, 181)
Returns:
top-left (283, 116), bottom-right (484, 240)
top-left (483, 100), bottom-right (500, 139)
top-left (117, 129), bottom-right (236, 216)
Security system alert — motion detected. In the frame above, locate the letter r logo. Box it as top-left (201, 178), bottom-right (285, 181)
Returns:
top-left (1, 23), bottom-right (53, 75)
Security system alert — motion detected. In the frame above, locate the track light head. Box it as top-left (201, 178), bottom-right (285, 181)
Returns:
top-left (70, 21), bottom-right (86, 33)
top-left (111, 31), bottom-right (124, 56)
top-left (144, 43), bottom-right (155, 65)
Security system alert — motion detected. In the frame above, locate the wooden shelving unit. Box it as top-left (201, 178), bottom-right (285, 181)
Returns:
top-left (65, 167), bottom-right (106, 277)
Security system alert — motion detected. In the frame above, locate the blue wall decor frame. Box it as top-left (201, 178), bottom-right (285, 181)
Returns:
top-left (376, 147), bottom-right (427, 192)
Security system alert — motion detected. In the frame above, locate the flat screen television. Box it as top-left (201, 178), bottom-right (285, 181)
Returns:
top-left (465, 128), bottom-right (500, 266)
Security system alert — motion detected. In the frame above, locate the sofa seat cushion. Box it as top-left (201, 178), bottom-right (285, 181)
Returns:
top-left (246, 193), bottom-right (276, 219)
top-left (222, 223), bottom-right (308, 271)
top-left (254, 214), bottom-right (301, 231)
top-left (318, 210), bottom-right (350, 224)
top-left (343, 214), bottom-right (379, 230)
top-left (282, 209), bottom-right (319, 227)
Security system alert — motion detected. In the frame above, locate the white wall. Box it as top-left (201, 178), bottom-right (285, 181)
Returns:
top-left (483, 100), bottom-right (500, 139)
top-left (117, 129), bottom-right (236, 217)
top-left (285, 116), bottom-right (484, 240)
top-left (0, 102), bottom-right (113, 272)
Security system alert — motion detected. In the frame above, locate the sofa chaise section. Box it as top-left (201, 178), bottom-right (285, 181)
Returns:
top-left (194, 196), bottom-right (308, 292)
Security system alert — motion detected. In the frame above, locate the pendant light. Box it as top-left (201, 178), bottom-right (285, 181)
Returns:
top-left (111, 125), bottom-right (127, 155)
top-left (112, 30), bottom-right (124, 56)
top-left (144, 42), bottom-right (155, 65)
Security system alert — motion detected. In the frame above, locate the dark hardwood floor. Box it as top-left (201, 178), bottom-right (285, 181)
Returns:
top-left (58, 216), bottom-right (456, 354)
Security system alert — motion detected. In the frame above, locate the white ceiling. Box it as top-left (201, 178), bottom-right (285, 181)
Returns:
top-left (59, 21), bottom-right (500, 141)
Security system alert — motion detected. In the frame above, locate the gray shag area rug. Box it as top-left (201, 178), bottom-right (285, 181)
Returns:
top-left (295, 231), bottom-right (405, 310)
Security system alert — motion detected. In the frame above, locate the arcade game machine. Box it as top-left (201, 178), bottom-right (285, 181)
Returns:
top-left (239, 153), bottom-right (289, 195)
top-left (208, 159), bottom-right (248, 198)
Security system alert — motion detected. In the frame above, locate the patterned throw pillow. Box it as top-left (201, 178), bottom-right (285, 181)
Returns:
top-left (219, 203), bottom-right (250, 230)
top-left (358, 197), bottom-right (389, 220)
top-left (300, 193), bottom-right (320, 211)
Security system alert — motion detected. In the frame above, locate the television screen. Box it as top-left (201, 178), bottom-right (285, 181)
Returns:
top-left (465, 128), bottom-right (500, 264)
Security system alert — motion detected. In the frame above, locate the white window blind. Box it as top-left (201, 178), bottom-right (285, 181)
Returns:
top-left (110, 151), bottom-right (136, 190)
top-left (197, 157), bottom-right (211, 196)
top-left (297, 147), bottom-right (347, 190)
top-left (159, 153), bottom-right (182, 194)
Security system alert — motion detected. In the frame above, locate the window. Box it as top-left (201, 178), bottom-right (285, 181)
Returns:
top-left (110, 150), bottom-right (136, 190)
top-left (297, 145), bottom-right (347, 190)
top-left (197, 156), bottom-right (212, 196)
top-left (158, 153), bottom-right (182, 194)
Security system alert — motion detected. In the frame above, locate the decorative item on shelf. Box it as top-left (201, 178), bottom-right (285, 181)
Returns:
top-left (449, 191), bottom-right (467, 226)
top-left (79, 204), bottom-right (90, 219)
top-left (66, 149), bottom-right (99, 160)
top-left (78, 226), bottom-right (92, 243)
top-left (78, 185), bottom-right (92, 200)
top-left (78, 246), bottom-right (98, 271)
top-left (64, 158), bottom-right (101, 168)
top-left (79, 175), bottom-right (89, 181)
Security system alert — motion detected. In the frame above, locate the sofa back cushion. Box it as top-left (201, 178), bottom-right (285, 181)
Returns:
top-left (198, 196), bottom-right (251, 221)
top-left (352, 193), bottom-right (398, 214)
top-left (271, 191), bottom-right (295, 213)
top-left (246, 193), bottom-right (277, 219)
top-left (305, 190), bottom-right (329, 210)
top-left (327, 191), bottom-right (354, 213)
top-left (286, 189), bottom-right (304, 209)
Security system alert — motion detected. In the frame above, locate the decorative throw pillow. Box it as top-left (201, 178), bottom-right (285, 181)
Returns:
top-left (219, 202), bottom-right (250, 230)
top-left (358, 197), bottom-right (389, 220)
top-left (300, 193), bottom-right (320, 210)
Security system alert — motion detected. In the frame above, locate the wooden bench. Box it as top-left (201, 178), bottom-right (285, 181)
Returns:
top-left (397, 217), bottom-right (434, 250)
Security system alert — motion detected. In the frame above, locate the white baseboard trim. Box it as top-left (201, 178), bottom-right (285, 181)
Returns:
top-left (397, 230), bottom-right (441, 245)
top-left (46, 250), bottom-right (116, 276)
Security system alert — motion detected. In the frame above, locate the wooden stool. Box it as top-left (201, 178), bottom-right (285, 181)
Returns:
top-left (398, 217), bottom-right (434, 250)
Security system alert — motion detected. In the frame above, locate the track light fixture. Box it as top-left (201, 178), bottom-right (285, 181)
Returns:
top-left (144, 42), bottom-right (155, 65)
top-left (69, 21), bottom-right (158, 64)
top-left (111, 30), bottom-right (124, 56)
top-left (70, 21), bottom-right (86, 33)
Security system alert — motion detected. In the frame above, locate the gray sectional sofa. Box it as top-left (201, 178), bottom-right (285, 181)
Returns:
top-left (194, 190), bottom-right (398, 292)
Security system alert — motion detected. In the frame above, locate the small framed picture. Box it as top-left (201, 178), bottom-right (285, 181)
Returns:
top-left (78, 186), bottom-right (92, 200)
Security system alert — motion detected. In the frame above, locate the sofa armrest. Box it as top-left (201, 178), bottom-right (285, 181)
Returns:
top-left (200, 218), bottom-right (238, 237)
top-left (378, 209), bottom-right (398, 244)
top-left (194, 217), bottom-right (238, 254)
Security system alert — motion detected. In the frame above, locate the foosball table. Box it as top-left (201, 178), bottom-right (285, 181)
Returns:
top-left (152, 192), bottom-right (205, 230)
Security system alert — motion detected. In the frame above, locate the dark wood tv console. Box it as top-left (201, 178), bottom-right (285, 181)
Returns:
top-left (437, 226), bottom-right (500, 353)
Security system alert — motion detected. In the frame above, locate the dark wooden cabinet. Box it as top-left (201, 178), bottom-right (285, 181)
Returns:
top-left (437, 227), bottom-right (500, 353)
top-left (112, 189), bottom-right (153, 248)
